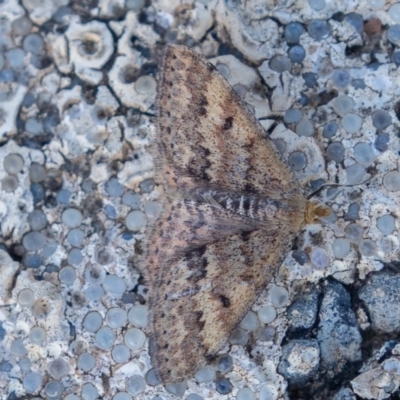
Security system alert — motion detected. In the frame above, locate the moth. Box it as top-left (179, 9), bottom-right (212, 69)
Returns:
top-left (143, 44), bottom-right (330, 384)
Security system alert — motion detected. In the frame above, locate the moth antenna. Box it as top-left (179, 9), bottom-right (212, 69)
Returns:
top-left (306, 177), bottom-right (373, 200)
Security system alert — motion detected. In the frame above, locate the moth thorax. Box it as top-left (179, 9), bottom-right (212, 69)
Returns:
top-left (305, 200), bottom-right (332, 224)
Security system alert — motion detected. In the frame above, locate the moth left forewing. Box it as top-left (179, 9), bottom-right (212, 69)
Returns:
top-left (150, 226), bottom-right (295, 384)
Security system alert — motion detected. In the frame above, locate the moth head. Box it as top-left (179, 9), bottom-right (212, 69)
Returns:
top-left (305, 200), bottom-right (332, 224)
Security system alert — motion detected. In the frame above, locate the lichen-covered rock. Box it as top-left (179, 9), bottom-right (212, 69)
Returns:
top-left (358, 271), bottom-right (400, 333)
top-left (317, 281), bottom-right (362, 376)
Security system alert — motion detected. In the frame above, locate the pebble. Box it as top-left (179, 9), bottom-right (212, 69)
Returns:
top-left (269, 285), bottom-right (289, 307)
top-left (332, 238), bottom-right (351, 259)
top-left (29, 326), bottom-right (46, 344)
top-left (11, 338), bottom-right (28, 356)
top-left (67, 228), bottom-right (85, 247)
top-left (77, 353), bottom-right (96, 372)
top-left (103, 275), bottom-right (127, 297)
top-left (68, 248), bottom-right (83, 265)
top-left (278, 340), bottom-right (320, 384)
top-left (4, 153), bottom-right (24, 174)
top-left (23, 372), bottom-right (42, 394)
top-left (258, 305), bottom-right (277, 324)
top-left (358, 272), bottom-right (400, 333)
top-left (85, 285), bottom-right (105, 302)
top-left (359, 239), bottom-right (377, 257)
top-left (125, 210), bottom-right (147, 231)
top-left (372, 110), bottom-right (392, 129)
top-left (375, 132), bottom-right (390, 152)
top-left (377, 215), bottom-right (395, 235)
top-left (345, 203), bottom-right (360, 221)
top-left (27, 209), bottom-right (47, 231)
top-left (126, 375), bottom-right (146, 396)
top-left (135, 75), bottom-right (156, 95)
top-left (292, 250), bottom-right (309, 265)
top-left (139, 178), bottom-right (155, 193)
top-left (342, 113), bottom-right (362, 133)
top-left (106, 307), bottom-right (127, 329)
top-left (287, 284), bottom-right (318, 331)
top-left (310, 247), bottom-right (330, 269)
top-left (240, 311), bottom-right (260, 331)
top-left (307, 19), bottom-right (330, 40)
top-left (346, 164), bottom-right (365, 184)
top-left (215, 377), bottom-right (233, 395)
top-left (23, 231), bottom-right (46, 251)
top-left (128, 304), bottom-right (148, 328)
top-left (217, 353), bottom-right (233, 373)
top-left (288, 151), bottom-right (307, 170)
top-left (344, 223), bottom-right (363, 243)
top-left (236, 387), bottom-right (256, 400)
top-left (229, 327), bottom-right (248, 346)
top-left (122, 191), bottom-right (141, 208)
top-left (284, 108), bottom-right (302, 124)
top-left (83, 311), bottom-right (103, 333)
top-left (48, 358), bottom-right (70, 379)
top-left (354, 142), bottom-right (374, 165)
top-left (322, 122), bottom-right (338, 139)
top-left (296, 119), bottom-right (314, 137)
top-left (284, 22), bottom-right (305, 44)
top-left (326, 142), bottom-right (345, 163)
top-left (269, 55), bottom-right (291, 72)
top-left (112, 344), bottom-right (130, 364)
top-left (18, 288), bottom-right (35, 307)
top-left (62, 208), bottom-right (83, 228)
top-left (82, 382), bottom-right (98, 400)
top-left (124, 328), bottom-right (146, 350)
top-left (145, 368), bottom-right (161, 386)
top-left (105, 177), bottom-right (124, 197)
top-left (332, 95), bottom-right (354, 116)
top-left (195, 365), bottom-right (216, 383)
top-left (288, 44), bottom-right (306, 63)
top-left (387, 25), bottom-right (400, 45)
top-left (344, 12), bottom-right (364, 34)
top-left (29, 163), bottom-right (46, 183)
top-left (95, 327), bottom-right (116, 350)
top-left (44, 380), bottom-right (64, 399)
top-left (332, 69), bottom-right (351, 88)
top-left (165, 381), bottom-right (187, 397)
top-left (59, 266), bottom-right (76, 285)
top-left (383, 171), bottom-right (400, 192)
top-left (56, 189), bottom-right (71, 205)
top-left (187, 394), bottom-right (204, 400)
top-left (389, 4), bottom-right (400, 23)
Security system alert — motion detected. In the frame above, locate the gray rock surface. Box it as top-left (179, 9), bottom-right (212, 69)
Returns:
top-left (358, 271), bottom-right (400, 333)
top-left (317, 281), bottom-right (362, 376)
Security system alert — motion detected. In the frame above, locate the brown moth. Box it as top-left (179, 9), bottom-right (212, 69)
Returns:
top-left (143, 44), bottom-right (330, 384)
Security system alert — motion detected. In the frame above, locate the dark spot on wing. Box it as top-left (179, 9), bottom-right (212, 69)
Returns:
top-left (219, 295), bottom-right (231, 308)
top-left (223, 116), bottom-right (233, 130)
top-left (198, 94), bottom-right (208, 107)
top-left (199, 107), bottom-right (207, 116)
top-left (243, 197), bottom-right (251, 211)
top-left (241, 231), bottom-right (252, 242)
top-left (194, 310), bottom-right (205, 330)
